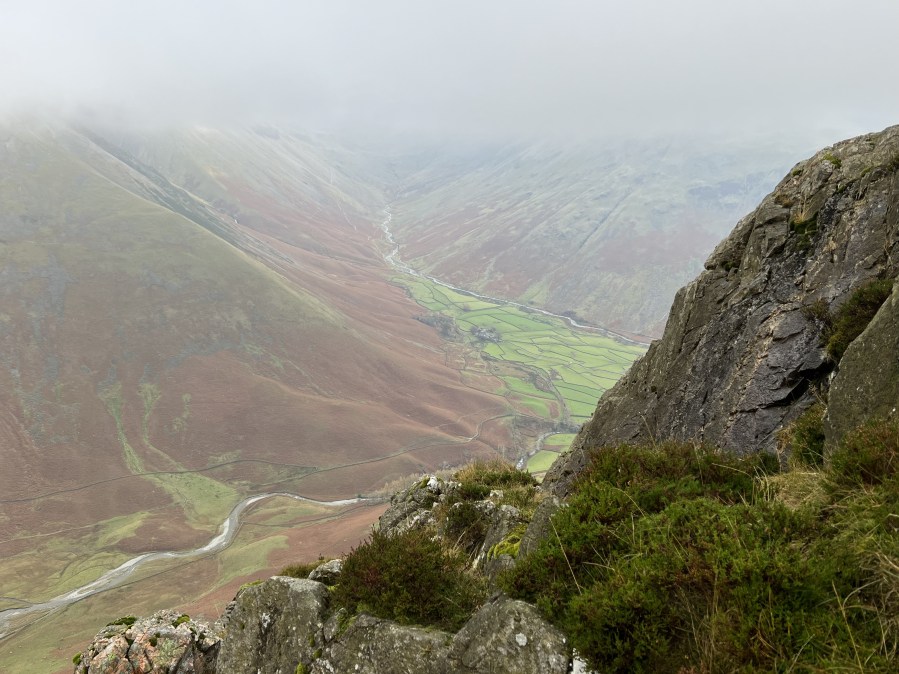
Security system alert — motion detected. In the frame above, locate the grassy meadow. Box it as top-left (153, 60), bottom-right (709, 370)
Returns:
top-left (398, 277), bottom-right (645, 470)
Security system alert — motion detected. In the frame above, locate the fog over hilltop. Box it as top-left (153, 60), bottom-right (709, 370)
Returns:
top-left (1, 0), bottom-right (897, 142)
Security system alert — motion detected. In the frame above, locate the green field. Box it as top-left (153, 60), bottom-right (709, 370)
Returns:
top-left (526, 450), bottom-right (560, 473)
top-left (400, 278), bottom-right (645, 428)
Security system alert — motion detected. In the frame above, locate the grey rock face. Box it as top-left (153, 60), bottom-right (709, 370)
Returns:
top-left (546, 125), bottom-right (899, 496)
top-left (474, 504), bottom-right (525, 580)
top-left (378, 475), bottom-right (447, 534)
top-left (310, 613), bottom-right (452, 674)
top-left (518, 496), bottom-right (561, 559)
top-left (443, 597), bottom-right (570, 674)
top-left (826, 277), bottom-right (899, 447)
top-left (216, 576), bottom-right (329, 674)
top-left (73, 610), bottom-right (218, 674)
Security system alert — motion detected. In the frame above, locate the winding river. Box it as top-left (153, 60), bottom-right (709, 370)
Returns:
top-left (0, 493), bottom-right (366, 639)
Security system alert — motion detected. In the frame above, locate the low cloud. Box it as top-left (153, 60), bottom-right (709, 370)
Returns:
top-left (2, 0), bottom-right (897, 141)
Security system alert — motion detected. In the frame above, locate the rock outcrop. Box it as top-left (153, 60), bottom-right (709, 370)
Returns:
top-left (216, 577), bottom-right (329, 674)
top-left (547, 125), bottom-right (899, 495)
top-left (826, 276), bottom-right (899, 446)
top-left (311, 613), bottom-right (452, 674)
top-left (443, 597), bottom-right (570, 674)
top-left (73, 611), bottom-right (218, 674)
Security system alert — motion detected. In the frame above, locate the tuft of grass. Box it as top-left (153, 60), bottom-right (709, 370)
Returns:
top-left (823, 151), bottom-right (843, 168)
top-left (280, 557), bottom-right (331, 579)
top-left (826, 278), bottom-right (894, 362)
top-left (106, 615), bottom-right (137, 627)
top-left (501, 436), bottom-right (898, 672)
top-left (334, 527), bottom-right (486, 631)
top-left (778, 402), bottom-right (827, 467)
top-left (828, 417), bottom-right (899, 488)
top-left (170, 614), bottom-right (190, 628)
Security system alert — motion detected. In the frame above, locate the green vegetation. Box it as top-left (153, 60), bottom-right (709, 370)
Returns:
top-left (501, 430), bottom-right (899, 672)
top-left (436, 460), bottom-right (539, 554)
top-left (826, 278), bottom-right (893, 362)
top-left (487, 525), bottom-right (526, 560)
top-left (106, 615), bottom-right (137, 627)
top-left (790, 211), bottom-right (819, 249)
top-left (280, 557), bottom-right (331, 579)
top-left (170, 614), bottom-right (190, 627)
top-left (778, 401), bottom-right (826, 467)
top-left (72, 653), bottom-right (82, 666)
top-left (400, 277), bottom-right (644, 424)
top-left (334, 527), bottom-right (486, 631)
top-left (526, 450), bottom-right (559, 473)
top-left (802, 279), bottom-right (894, 363)
top-left (823, 151), bottom-right (843, 168)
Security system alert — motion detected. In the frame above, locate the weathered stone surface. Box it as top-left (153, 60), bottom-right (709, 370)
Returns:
top-left (310, 613), bottom-right (452, 674)
top-left (826, 277), bottom-right (899, 447)
top-left (518, 495), bottom-right (561, 559)
top-left (474, 504), bottom-right (525, 580)
top-left (378, 475), bottom-right (448, 534)
top-left (216, 576), bottom-right (328, 674)
top-left (309, 558), bottom-right (343, 586)
top-left (73, 610), bottom-right (218, 674)
top-left (442, 597), bottom-right (570, 674)
top-left (546, 125), bottom-right (899, 496)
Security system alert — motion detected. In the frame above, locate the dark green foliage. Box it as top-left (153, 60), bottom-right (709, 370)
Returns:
top-left (790, 212), bottom-right (819, 249)
top-left (801, 297), bottom-right (832, 327)
top-left (443, 500), bottom-right (489, 553)
top-left (334, 527), bottom-right (486, 631)
top-left (72, 652), bottom-right (82, 666)
top-left (826, 278), bottom-right (894, 362)
top-left (437, 459), bottom-right (539, 554)
top-left (501, 438), bottom-right (898, 672)
top-left (106, 615), bottom-right (137, 627)
top-left (781, 402), bottom-right (827, 467)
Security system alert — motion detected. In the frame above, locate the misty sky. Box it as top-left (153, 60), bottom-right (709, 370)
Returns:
top-left (1, 0), bottom-right (897, 141)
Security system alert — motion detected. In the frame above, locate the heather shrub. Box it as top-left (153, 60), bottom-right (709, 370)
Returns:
top-left (334, 527), bottom-right (485, 631)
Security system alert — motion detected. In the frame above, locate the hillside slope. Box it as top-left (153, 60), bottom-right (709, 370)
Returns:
top-left (0, 122), bottom-right (513, 671)
top-left (385, 137), bottom-right (807, 336)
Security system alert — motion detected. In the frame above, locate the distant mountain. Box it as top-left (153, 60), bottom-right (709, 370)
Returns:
top-left (384, 137), bottom-right (813, 336)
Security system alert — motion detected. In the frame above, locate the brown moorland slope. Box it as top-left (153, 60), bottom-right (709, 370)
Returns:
top-left (0, 122), bottom-right (513, 670)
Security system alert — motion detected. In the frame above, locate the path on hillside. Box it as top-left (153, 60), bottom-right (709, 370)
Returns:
top-left (0, 492), bottom-right (365, 640)
top-left (379, 206), bottom-right (650, 347)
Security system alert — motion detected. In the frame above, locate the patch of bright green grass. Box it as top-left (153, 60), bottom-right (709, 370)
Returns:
top-left (398, 276), bottom-right (644, 429)
top-left (526, 450), bottom-right (559, 473)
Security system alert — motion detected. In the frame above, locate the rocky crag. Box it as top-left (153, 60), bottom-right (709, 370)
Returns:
top-left (547, 124), bottom-right (899, 495)
top-left (73, 476), bottom-right (572, 674)
top-left (73, 125), bottom-right (899, 673)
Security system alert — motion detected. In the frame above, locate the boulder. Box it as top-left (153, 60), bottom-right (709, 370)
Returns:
top-left (442, 597), bottom-right (570, 674)
top-left (309, 558), bottom-right (343, 586)
top-left (73, 610), bottom-right (218, 674)
top-left (310, 613), bottom-right (452, 674)
top-left (826, 277), bottom-right (899, 447)
top-left (216, 576), bottom-right (328, 674)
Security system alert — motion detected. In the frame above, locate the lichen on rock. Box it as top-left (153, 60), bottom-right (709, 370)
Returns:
top-left (73, 610), bottom-right (218, 674)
